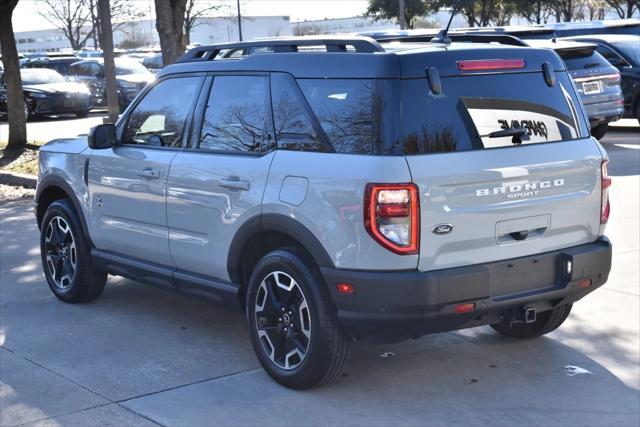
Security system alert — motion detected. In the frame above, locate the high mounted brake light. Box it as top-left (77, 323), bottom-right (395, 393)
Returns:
top-left (364, 183), bottom-right (419, 255)
top-left (600, 160), bottom-right (612, 224)
top-left (457, 59), bottom-right (526, 71)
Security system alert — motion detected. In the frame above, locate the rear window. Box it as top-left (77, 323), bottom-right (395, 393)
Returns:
top-left (402, 72), bottom-right (588, 154)
top-left (560, 48), bottom-right (608, 71)
top-left (297, 79), bottom-right (400, 154)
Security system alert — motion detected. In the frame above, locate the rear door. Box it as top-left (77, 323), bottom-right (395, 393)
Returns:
top-left (166, 74), bottom-right (275, 282)
top-left (402, 66), bottom-right (603, 273)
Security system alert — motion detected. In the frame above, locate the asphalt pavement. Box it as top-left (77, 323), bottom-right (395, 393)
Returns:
top-left (0, 122), bottom-right (638, 426)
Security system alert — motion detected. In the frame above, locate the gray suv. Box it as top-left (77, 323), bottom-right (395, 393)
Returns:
top-left (35, 36), bottom-right (613, 389)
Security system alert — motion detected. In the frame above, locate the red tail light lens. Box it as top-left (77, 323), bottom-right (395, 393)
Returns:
top-left (457, 59), bottom-right (525, 71)
top-left (600, 160), bottom-right (612, 224)
top-left (364, 183), bottom-right (419, 255)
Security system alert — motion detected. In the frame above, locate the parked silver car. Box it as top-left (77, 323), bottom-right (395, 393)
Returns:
top-left (35, 36), bottom-right (612, 389)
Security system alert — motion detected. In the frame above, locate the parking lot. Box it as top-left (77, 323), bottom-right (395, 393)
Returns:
top-left (1, 119), bottom-right (639, 426)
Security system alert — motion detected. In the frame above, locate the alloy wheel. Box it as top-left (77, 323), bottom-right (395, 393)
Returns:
top-left (44, 216), bottom-right (77, 290)
top-left (254, 271), bottom-right (311, 370)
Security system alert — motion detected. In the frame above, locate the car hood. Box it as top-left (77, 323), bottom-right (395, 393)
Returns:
top-left (23, 82), bottom-right (89, 94)
top-left (117, 73), bottom-right (154, 84)
top-left (40, 136), bottom-right (90, 154)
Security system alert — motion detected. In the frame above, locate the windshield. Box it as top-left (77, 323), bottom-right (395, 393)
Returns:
top-left (613, 39), bottom-right (640, 65)
top-left (116, 59), bottom-right (152, 75)
top-left (21, 69), bottom-right (66, 85)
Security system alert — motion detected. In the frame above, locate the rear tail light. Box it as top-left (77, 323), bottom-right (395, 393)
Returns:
top-left (364, 183), bottom-right (419, 255)
top-left (600, 160), bottom-right (612, 224)
top-left (457, 59), bottom-right (525, 71)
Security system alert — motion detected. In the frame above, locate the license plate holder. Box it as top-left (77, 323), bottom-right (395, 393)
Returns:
top-left (490, 255), bottom-right (558, 299)
top-left (582, 81), bottom-right (601, 95)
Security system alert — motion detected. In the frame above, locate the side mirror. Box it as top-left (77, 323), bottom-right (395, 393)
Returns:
top-left (88, 124), bottom-right (116, 149)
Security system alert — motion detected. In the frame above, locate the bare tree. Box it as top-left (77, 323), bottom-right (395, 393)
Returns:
top-left (89, 0), bottom-right (146, 49)
top-left (0, 0), bottom-right (27, 151)
top-left (585, 0), bottom-right (608, 20)
top-left (605, 0), bottom-right (640, 18)
top-left (512, 0), bottom-right (554, 24)
top-left (38, 0), bottom-right (94, 50)
top-left (184, 0), bottom-right (221, 46)
top-left (154, 0), bottom-right (189, 66)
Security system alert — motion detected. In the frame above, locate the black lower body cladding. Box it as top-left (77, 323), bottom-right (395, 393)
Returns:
top-left (322, 238), bottom-right (612, 344)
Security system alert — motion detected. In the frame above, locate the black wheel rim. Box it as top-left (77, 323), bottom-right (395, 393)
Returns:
top-left (254, 271), bottom-right (311, 370)
top-left (44, 216), bottom-right (77, 290)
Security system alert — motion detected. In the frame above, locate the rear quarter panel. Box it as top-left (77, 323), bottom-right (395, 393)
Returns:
top-left (263, 150), bottom-right (417, 270)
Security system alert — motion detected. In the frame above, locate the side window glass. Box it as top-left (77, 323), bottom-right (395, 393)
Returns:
top-left (124, 77), bottom-right (201, 147)
top-left (89, 63), bottom-right (102, 77)
top-left (199, 75), bottom-right (268, 152)
top-left (298, 79), bottom-right (391, 154)
top-left (271, 73), bottom-right (324, 152)
top-left (595, 45), bottom-right (629, 68)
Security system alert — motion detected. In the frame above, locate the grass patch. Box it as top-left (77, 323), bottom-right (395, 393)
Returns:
top-left (4, 156), bottom-right (38, 175)
top-left (1, 143), bottom-right (43, 177)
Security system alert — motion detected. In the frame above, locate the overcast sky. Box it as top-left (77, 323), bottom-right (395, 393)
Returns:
top-left (12, 0), bottom-right (370, 32)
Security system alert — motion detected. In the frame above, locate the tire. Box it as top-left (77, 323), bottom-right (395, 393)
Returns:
top-left (40, 199), bottom-right (107, 303)
top-left (246, 248), bottom-right (351, 389)
top-left (490, 304), bottom-right (573, 339)
top-left (75, 110), bottom-right (90, 118)
top-left (24, 99), bottom-right (30, 122)
top-left (591, 123), bottom-right (608, 140)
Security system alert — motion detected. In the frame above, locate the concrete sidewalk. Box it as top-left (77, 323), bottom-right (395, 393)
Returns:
top-left (1, 127), bottom-right (638, 426)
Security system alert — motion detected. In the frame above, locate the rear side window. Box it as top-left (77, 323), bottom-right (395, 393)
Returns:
top-left (198, 75), bottom-right (269, 153)
top-left (297, 79), bottom-right (400, 154)
top-left (402, 72), bottom-right (588, 154)
top-left (270, 73), bottom-right (326, 152)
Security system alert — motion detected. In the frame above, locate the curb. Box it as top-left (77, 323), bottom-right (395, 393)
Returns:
top-left (0, 172), bottom-right (37, 189)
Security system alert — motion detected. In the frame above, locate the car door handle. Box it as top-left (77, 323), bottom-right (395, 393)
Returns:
top-left (135, 168), bottom-right (160, 179)
top-left (220, 178), bottom-right (250, 191)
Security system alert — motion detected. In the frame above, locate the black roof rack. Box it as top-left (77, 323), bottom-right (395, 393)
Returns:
top-left (374, 33), bottom-right (528, 47)
top-left (177, 36), bottom-right (384, 63)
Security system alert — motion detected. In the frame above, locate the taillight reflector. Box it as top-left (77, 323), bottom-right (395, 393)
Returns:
top-left (457, 59), bottom-right (525, 71)
top-left (455, 303), bottom-right (475, 314)
top-left (364, 183), bottom-right (419, 255)
top-left (601, 160), bottom-right (612, 224)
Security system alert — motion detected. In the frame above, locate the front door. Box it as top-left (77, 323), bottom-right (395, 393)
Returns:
top-left (167, 75), bottom-right (274, 281)
top-left (88, 76), bottom-right (203, 266)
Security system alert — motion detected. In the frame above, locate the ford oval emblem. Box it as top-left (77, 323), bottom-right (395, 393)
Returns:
top-left (431, 224), bottom-right (454, 235)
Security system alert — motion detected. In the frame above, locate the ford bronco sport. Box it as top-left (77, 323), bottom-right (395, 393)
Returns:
top-left (35, 36), bottom-right (612, 389)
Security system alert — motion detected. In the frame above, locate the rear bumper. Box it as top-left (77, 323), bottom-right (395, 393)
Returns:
top-left (585, 102), bottom-right (624, 126)
top-left (321, 237), bottom-right (612, 344)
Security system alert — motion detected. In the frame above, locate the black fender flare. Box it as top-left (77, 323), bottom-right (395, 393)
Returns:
top-left (227, 213), bottom-right (334, 285)
top-left (36, 174), bottom-right (92, 246)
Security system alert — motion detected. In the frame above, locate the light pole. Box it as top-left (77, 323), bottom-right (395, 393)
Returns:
top-left (236, 0), bottom-right (243, 41)
top-left (399, 0), bottom-right (406, 30)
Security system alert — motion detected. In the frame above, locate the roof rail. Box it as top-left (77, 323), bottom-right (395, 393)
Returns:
top-left (177, 36), bottom-right (385, 63)
top-left (375, 33), bottom-right (528, 47)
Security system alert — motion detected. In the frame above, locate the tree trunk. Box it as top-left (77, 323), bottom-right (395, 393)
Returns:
top-left (0, 2), bottom-right (27, 151)
top-left (98, 0), bottom-right (119, 123)
top-left (154, 0), bottom-right (188, 66)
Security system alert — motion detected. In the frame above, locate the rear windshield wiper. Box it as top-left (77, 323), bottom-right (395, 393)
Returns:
top-left (484, 128), bottom-right (531, 145)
